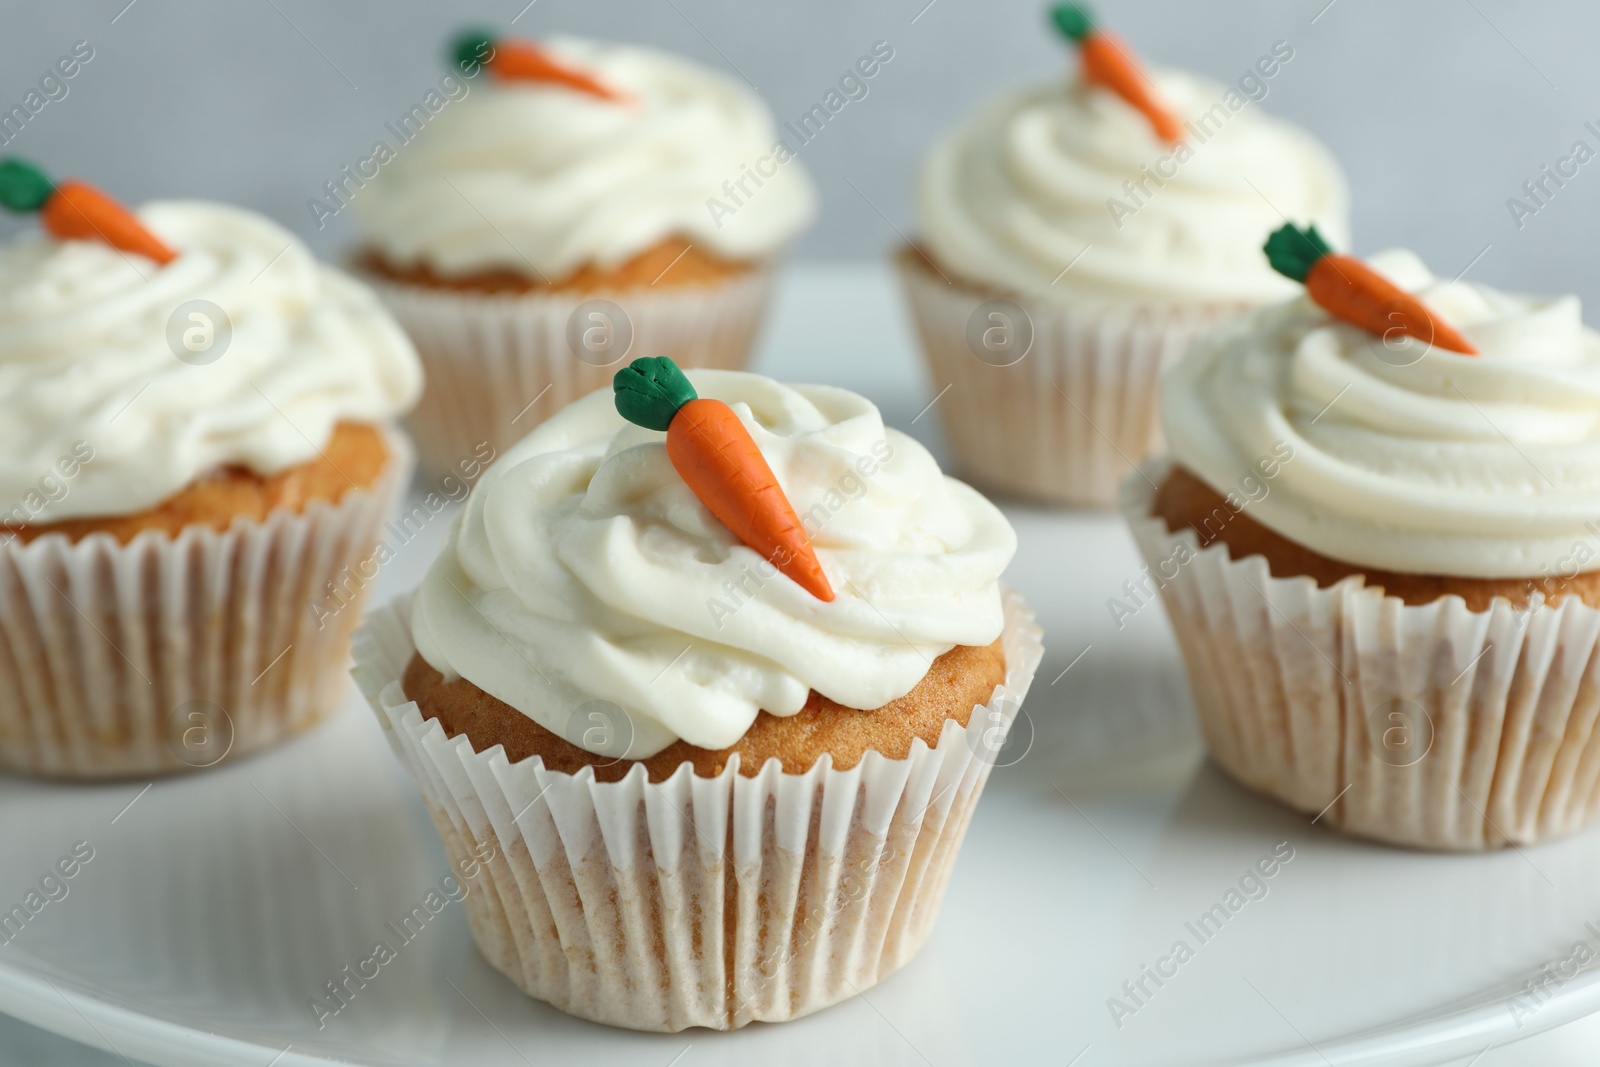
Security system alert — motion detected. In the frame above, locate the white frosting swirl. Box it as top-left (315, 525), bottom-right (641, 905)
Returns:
top-left (411, 371), bottom-right (1016, 758)
top-left (0, 200), bottom-right (421, 522)
top-left (1163, 249), bottom-right (1600, 578)
top-left (917, 68), bottom-right (1349, 305)
top-left (354, 36), bottom-right (816, 280)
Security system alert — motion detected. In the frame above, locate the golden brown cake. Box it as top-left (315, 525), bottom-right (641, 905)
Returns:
top-left (402, 639), bottom-right (1006, 783)
top-left (1150, 465), bottom-right (1594, 611)
top-left (7, 422), bottom-right (391, 545)
top-left (360, 237), bottom-right (753, 295)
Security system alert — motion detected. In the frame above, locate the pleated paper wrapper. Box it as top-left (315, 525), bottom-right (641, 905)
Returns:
top-left (0, 430), bottom-right (414, 779)
top-left (359, 267), bottom-right (773, 479)
top-left (896, 248), bottom-right (1247, 508)
top-left (1122, 459), bottom-right (1600, 851)
top-left (352, 590), bottom-right (1042, 1031)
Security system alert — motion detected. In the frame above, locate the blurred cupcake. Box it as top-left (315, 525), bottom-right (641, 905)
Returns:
top-left (1123, 229), bottom-right (1600, 850)
top-left (898, 3), bottom-right (1347, 506)
top-left (353, 361), bottom-right (1039, 1030)
top-left (0, 159), bottom-right (420, 778)
top-left (352, 30), bottom-right (815, 477)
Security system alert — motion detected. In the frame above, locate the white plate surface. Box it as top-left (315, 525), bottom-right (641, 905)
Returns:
top-left (3, 265), bottom-right (1600, 1067)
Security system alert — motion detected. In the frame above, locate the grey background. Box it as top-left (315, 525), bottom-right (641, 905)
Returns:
top-left (0, 0), bottom-right (1595, 299)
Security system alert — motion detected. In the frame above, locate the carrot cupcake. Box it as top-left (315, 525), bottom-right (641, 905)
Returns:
top-left (1124, 228), bottom-right (1600, 850)
top-left (0, 158), bottom-right (420, 778)
top-left (352, 31), bottom-right (815, 478)
top-left (899, 3), bottom-right (1348, 506)
top-left (353, 361), bottom-right (1038, 1030)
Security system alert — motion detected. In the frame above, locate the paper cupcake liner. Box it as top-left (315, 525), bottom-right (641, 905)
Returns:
top-left (360, 268), bottom-right (774, 479)
top-left (896, 249), bottom-right (1247, 508)
top-left (0, 429), bottom-right (414, 780)
top-left (352, 590), bottom-right (1041, 1031)
top-left (1122, 459), bottom-right (1600, 851)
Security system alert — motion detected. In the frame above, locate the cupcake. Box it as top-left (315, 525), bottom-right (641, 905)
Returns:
top-left (0, 159), bottom-right (420, 778)
top-left (351, 31), bottom-right (815, 478)
top-left (1123, 229), bottom-right (1600, 850)
top-left (353, 361), bottom-right (1039, 1030)
top-left (898, 3), bottom-right (1348, 506)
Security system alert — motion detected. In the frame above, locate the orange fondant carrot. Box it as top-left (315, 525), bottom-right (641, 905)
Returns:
top-left (453, 31), bottom-right (627, 103)
top-left (1050, 4), bottom-right (1184, 143)
top-left (614, 357), bottom-right (835, 603)
top-left (1265, 224), bottom-right (1478, 356)
top-left (0, 158), bottom-right (175, 265)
